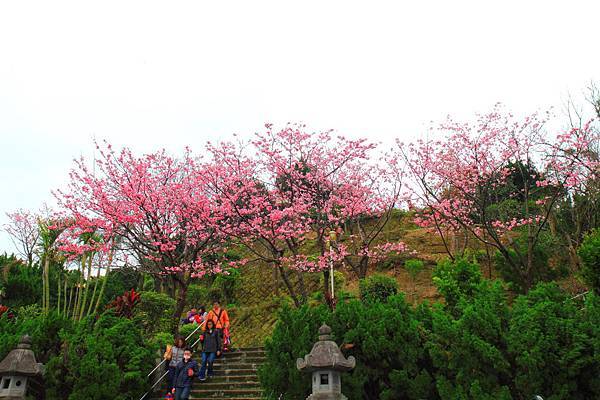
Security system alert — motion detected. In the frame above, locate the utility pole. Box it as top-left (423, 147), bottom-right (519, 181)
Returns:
top-left (328, 231), bottom-right (336, 302)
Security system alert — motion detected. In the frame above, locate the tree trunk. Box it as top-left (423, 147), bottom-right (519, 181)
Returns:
top-left (71, 284), bottom-right (80, 320)
top-left (358, 257), bottom-right (369, 279)
top-left (172, 276), bottom-right (190, 333)
top-left (78, 253), bottom-right (93, 320)
top-left (87, 258), bottom-right (103, 317)
top-left (93, 247), bottom-right (114, 316)
top-left (323, 269), bottom-right (332, 308)
top-left (277, 264), bottom-right (300, 307)
top-left (57, 273), bottom-right (61, 315)
top-left (153, 275), bottom-right (162, 293)
top-left (273, 268), bottom-right (280, 296)
top-left (67, 282), bottom-right (74, 317)
top-left (72, 254), bottom-right (85, 320)
top-left (63, 279), bottom-right (68, 315)
top-left (93, 266), bottom-right (110, 315)
top-left (167, 276), bottom-right (176, 298)
top-left (43, 256), bottom-right (50, 315)
top-left (297, 271), bottom-right (307, 304)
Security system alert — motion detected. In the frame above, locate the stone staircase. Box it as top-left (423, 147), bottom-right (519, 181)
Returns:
top-left (153, 347), bottom-right (266, 400)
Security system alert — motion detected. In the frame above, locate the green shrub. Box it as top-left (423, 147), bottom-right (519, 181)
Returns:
top-left (579, 228), bottom-right (600, 295)
top-left (359, 274), bottom-right (398, 303)
top-left (577, 293), bottom-right (600, 397)
top-left (260, 296), bottom-right (434, 400)
top-left (433, 257), bottom-right (482, 312)
top-left (186, 284), bottom-right (209, 309)
top-left (332, 295), bottom-right (435, 400)
top-left (149, 331), bottom-right (174, 354)
top-left (259, 304), bottom-right (330, 400)
top-left (507, 283), bottom-right (595, 400)
top-left (134, 291), bottom-right (176, 336)
top-left (428, 280), bottom-right (512, 400)
top-left (0, 310), bottom-right (71, 364)
top-left (495, 232), bottom-right (565, 293)
top-left (0, 303), bottom-right (168, 400)
top-left (178, 322), bottom-right (203, 349)
top-left (142, 274), bottom-right (155, 292)
top-left (101, 266), bottom-right (141, 305)
top-left (212, 267), bottom-right (241, 304)
top-left (208, 286), bottom-right (223, 304)
top-left (0, 255), bottom-right (42, 308)
top-left (45, 312), bottom-right (154, 400)
top-left (405, 259), bottom-right (425, 280)
top-left (262, 280), bottom-right (600, 400)
top-left (15, 303), bottom-right (43, 319)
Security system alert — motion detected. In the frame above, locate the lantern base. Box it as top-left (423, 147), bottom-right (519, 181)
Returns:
top-left (306, 394), bottom-right (347, 400)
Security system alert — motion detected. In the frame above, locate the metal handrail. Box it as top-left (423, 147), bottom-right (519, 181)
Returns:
top-left (138, 323), bottom-right (205, 400)
top-left (139, 370), bottom-right (169, 400)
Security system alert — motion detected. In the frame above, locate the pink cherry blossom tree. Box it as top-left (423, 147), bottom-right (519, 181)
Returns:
top-left (3, 209), bottom-right (41, 267)
top-left (205, 124), bottom-right (408, 307)
top-left (56, 142), bottom-right (229, 326)
top-left (4, 206), bottom-right (68, 315)
top-left (398, 105), bottom-right (599, 290)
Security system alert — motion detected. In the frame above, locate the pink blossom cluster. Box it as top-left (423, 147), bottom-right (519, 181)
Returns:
top-left (397, 104), bottom-right (599, 241)
top-left (202, 123), bottom-right (407, 274)
top-left (41, 125), bottom-right (408, 279)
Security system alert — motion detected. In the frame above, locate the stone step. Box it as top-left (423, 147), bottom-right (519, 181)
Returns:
top-left (190, 398), bottom-right (261, 400)
top-left (210, 375), bottom-right (260, 383)
top-left (152, 395), bottom-right (262, 400)
top-left (149, 347), bottom-right (266, 400)
top-left (232, 346), bottom-right (265, 352)
top-left (220, 353), bottom-right (266, 361)
top-left (224, 349), bottom-right (266, 355)
top-left (215, 368), bottom-right (260, 376)
top-left (194, 381), bottom-right (261, 390)
top-left (211, 363), bottom-right (262, 371)
top-left (215, 359), bottom-right (266, 365)
top-left (190, 388), bottom-right (263, 397)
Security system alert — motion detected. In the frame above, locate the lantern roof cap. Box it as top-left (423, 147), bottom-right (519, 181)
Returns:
top-left (296, 324), bottom-right (356, 372)
top-left (0, 335), bottom-right (44, 377)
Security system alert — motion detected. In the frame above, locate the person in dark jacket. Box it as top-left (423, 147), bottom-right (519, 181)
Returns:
top-left (172, 347), bottom-right (198, 400)
top-left (198, 319), bottom-right (221, 380)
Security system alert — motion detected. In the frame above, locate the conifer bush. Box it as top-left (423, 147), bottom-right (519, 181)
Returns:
top-left (135, 291), bottom-right (176, 336)
top-left (259, 303), bottom-right (330, 400)
top-left (428, 280), bottom-right (512, 400)
top-left (432, 256), bottom-right (482, 313)
top-left (508, 283), bottom-right (597, 400)
top-left (45, 312), bottom-right (154, 400)
top-left (579, 228), bottom-right (600, 295)
top-left (358, 273), bottom-right (398, 303)
top-left (331, 295), bottom-right (435, 400)
top-left (261, 258), bottom-right (600, 400)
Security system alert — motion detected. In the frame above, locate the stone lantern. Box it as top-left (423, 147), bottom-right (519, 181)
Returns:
top-left (0, 335), bottom-right (45, 399)
top-left (297, 324), bottom-right (355, 400)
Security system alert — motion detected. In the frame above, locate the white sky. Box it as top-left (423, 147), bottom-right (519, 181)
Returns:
top-left (1, 0), bottom-right (599, 254)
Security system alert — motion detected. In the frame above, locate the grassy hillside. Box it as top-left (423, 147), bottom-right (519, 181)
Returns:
top-left (226, 212), bottom-right (451, 347)
top-left (224, 212), bottom-right (587, 347)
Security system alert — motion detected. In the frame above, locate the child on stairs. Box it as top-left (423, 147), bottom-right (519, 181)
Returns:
top-left (171, 347), bottom-right (198, 400)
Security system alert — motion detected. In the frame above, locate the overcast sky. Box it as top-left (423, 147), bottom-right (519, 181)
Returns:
top-left (1, 0), bottom-right (599, 254)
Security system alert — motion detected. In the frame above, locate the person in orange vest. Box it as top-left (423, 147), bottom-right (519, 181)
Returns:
top-left (205, 299), bottom-right (231, 352)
